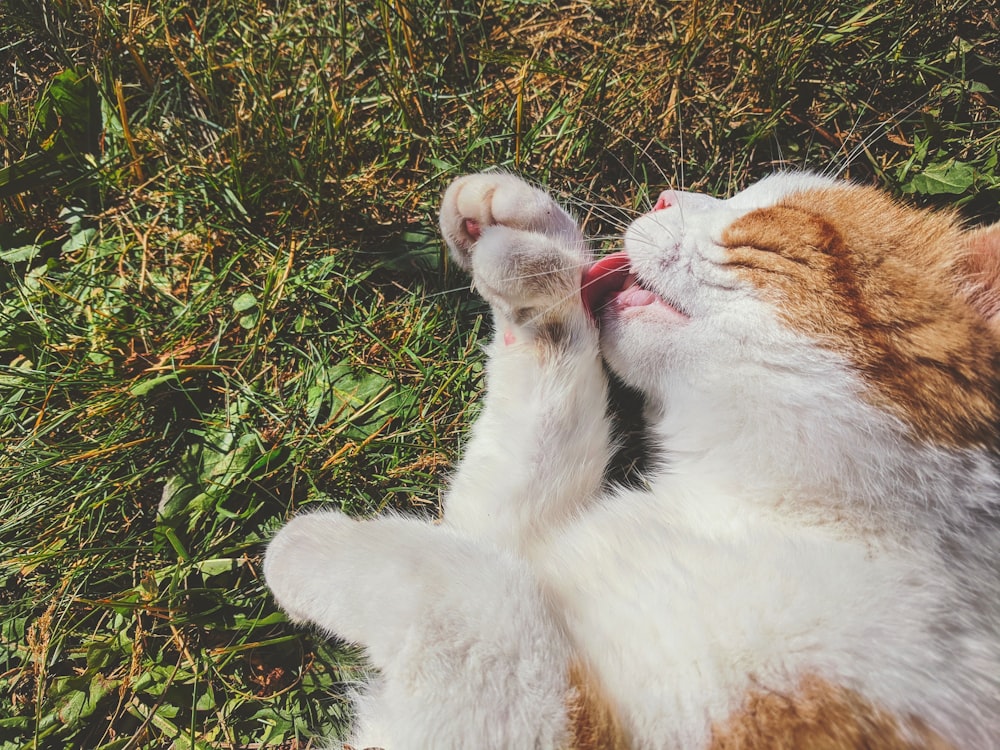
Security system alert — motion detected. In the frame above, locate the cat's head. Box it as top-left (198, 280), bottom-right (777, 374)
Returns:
top-left (588, 173), bottom-right (1000, 462)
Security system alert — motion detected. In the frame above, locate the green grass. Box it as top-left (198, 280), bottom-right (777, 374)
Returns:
top-left (1, 0), bottom-right (998, 747)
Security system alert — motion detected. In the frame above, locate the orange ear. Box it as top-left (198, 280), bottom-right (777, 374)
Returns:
top-left (961, 222), bottom-right (1000, 332)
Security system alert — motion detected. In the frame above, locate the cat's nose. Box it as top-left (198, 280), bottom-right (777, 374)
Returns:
top-left (654, 189), bottom-right (720, 213)
top-left (654, 190), bottom-right (678, 211)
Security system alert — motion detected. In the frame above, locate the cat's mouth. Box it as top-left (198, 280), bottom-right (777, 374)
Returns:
top-left (582, 252), bottom-right (688, 322)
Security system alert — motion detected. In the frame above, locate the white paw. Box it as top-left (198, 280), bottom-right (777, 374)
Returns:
top-left (440, 173), bottom-right (590, 334)
top-left (263, 510), bottom-right (358, 627)
top-left (440, 173), bottom-right (581, 267)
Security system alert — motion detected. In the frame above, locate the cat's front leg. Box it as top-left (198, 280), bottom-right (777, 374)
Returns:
top-left (439, 174), bottom-right (613, 553)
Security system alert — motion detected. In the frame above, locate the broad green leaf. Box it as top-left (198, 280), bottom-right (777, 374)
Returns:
top-left (0, 244), bottom-right (41, 263)
top-left (194, 684), bottom-right (217, 712)
top-left (194, 557), bottom-right (241, 577)
top-left (239, 312), bottom-right (259, 329)
top-left (248, 444), bottom-right (291, 475)
top-left (130, 372), bottom-right (180, 397)
top-left (231, 611), bottom-right (287, 629)
top-left (62, 226), bottom-right (96, 252)
top-left (232, 291), bottom-right (258, 312)
top-left (172, 736), bottom-right (216, 750)
top-left (59, 203), bottom-right (87, 228)
top-left (158, 399), bottom-right (264, 525)
top-left (249, 706), bottom-right (293, 745)
top-left (904, 160), bottom-right (977, 195)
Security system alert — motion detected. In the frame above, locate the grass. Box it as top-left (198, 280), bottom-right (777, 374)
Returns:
top-left (1, 0), bottom-right (998, 747)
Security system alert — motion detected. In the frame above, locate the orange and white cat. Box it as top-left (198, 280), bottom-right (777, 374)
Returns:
top-left (265, 171), bottom-right (1000, 748)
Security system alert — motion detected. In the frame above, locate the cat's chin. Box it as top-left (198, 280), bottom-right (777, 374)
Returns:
top-left (594, 264), bottom-right (690, 391)
top-left (597, 314), bottom-right (672, 400)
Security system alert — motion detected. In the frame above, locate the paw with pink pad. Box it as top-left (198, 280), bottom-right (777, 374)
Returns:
top-left (464, 219), bottom-right (482, 242)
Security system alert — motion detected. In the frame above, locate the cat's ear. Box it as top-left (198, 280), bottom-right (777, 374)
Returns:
top-left (960, 221), bottom-right (1000, 333)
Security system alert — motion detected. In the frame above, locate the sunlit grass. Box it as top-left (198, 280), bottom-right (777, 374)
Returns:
top-left (1, 0), bottom-right (998, 746)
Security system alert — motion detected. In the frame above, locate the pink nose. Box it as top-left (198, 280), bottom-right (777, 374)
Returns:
top-left (654, 190), bottom-right (677, 211)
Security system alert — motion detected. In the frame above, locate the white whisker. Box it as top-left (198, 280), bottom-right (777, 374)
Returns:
top-left (825, 92), bottom-right (931, 179)
top-left (496, 259), bottom-right (595, 286)
top-left (576, 107), bottom-right (675, 191)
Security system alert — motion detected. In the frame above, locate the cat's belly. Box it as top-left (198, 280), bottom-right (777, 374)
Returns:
top-left (535, 488), bottom-right (948, 748)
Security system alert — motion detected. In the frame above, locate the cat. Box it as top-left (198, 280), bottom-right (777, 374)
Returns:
top-left (264, 170), bottom-right (1000, 749)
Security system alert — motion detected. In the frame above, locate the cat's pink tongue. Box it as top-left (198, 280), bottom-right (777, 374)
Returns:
top-left (615, 285), bottom-right (658, 308)
top-left (582, 252), bottom-right (633, 318)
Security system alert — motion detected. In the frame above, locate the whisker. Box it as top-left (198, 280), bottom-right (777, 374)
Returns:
top-left (588, 235), bottom-right (632, 245)
top-left (826, 107), bottom-right (870, 176)
top-left (824, 91), bottom-right (931, 179)
top-left (677, 115), bottom-right (686, 193)
top-left (798, 116), bottom-right (822, 176)
top-left (559, 197), bottom-right (638, 233)
top-left (576, 107), bottom-right (675, 191)
top-left (621, 230), bottom-right (665, 250)
top-left (518, 269), bottom-right (632, 330)
top-left (496, 259), bottom-right (595, 285)
top-left (423, 284), bottom-right (486, 299)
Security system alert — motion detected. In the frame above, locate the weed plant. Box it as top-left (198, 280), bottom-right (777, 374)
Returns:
top-left (1, 0), bottom-right (998, 747)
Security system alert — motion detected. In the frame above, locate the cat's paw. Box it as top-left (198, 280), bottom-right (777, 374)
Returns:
top-left (440, 174), bottom-right (590, 336)
top-left (440, 173), bottom-right (581, 268)
top-left (264, 511), bottom-right (359, 628)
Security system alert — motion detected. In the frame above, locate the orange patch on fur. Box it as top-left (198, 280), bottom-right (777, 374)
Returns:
top-left (710, 675), bottom-right (955, 750)
top-left (721, 187), bottom-right (1000, 448)
top-left (566, 660), bottom-right (630, 750)
top-left (960, 221), bottom-right (1000, 330)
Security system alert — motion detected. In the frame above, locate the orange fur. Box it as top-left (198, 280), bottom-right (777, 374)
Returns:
top-left (566, 660), bottom-right (630, 750)
top-left (710, 675), bottom-right (955, 750)
top-left (721, 187), bottom-right (1000, 448)
top-left (960, 221), bottom-right (1000, 330)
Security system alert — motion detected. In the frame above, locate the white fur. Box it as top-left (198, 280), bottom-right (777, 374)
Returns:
top-left (265, 172), bottom-right (1000, 749)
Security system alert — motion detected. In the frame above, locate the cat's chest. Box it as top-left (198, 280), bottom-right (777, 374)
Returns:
top-left (534, 486), bottom-right (935, 747)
